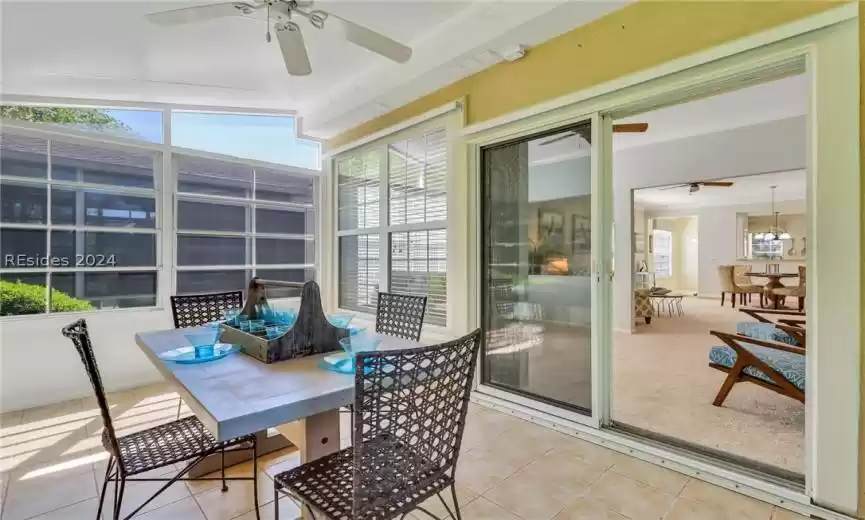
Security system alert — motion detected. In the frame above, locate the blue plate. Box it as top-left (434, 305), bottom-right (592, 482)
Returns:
top-left (159, 343), bottom-right (240, 364)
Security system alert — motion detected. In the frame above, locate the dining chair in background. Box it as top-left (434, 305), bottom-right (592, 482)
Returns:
top-left (273, 328), bottom-right (482, 520)
top-left (61, 319), bottom-right (260, 520)
top-left (717, 265), bottom-right (763, 308)
top-left (772, 265), bottom-right (806, 311)
top-left (170, 290), bottom-right (244, 329)
top-left (375, 292), bottom-right (428, 341)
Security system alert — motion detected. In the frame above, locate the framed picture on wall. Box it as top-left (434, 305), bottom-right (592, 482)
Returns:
top-left (572, 214), bottom-right (590, 252)
top-left (538, 210), bottom-right (565, 238)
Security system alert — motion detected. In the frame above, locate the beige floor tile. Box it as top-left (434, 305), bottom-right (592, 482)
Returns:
top-left (262, 449), bottom-right (301, 478)
top-left (664, 496), bottom-right (741, 520)
top-left (0, 411), bottom-right (24, 429)
top-left (552, 497), bottom-right (629, 520)
top-left (680, 479), bottom-right (774, 520)
top-left (582, 470), bottom-right (677, 520)
top-left (193, 477), bottom-right (273, 520)
top-left (608, 453), bottom-right (690, 494)
top-left (20, 399), bottom-right (85, 424)
top-left (454, 445), bottom-right (536, 495)
top-left (414, 484), bottom-right (476, 519)
top-left (28, 497), bottom-right (100, 520)
top-left (101, 467), bottom-right (192, 519)
top-left (458, 496), bottom-right (521, 520)
top-left (484, 471), bottom-right (584, 520)
top-left (232, 497), bottom-right (301, 520)
top-left (137, 496), bottom-right (207, 519)
top-left (545, 437), bottom-right (618, 470)
top-left (770, 507), bottom-right (810, 520)
top-left (3, 469), bottom-right (98, 520)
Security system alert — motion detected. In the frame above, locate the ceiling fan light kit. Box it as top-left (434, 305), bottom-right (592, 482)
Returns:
top-left (147, 0), bottom-right (413, 76)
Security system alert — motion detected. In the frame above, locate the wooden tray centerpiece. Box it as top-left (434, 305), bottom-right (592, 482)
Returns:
top-left (219, 278), bottom-right (347, 364)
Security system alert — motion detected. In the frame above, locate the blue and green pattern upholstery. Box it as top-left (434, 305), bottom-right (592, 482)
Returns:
top-left (736, 322), bottom-right (798, 346)
top-left (709, 342), bottom-right (805, 392)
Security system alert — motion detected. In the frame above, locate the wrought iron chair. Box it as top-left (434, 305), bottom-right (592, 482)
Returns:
top-left (170, 290), bottom-right (244, 328)
top-left (375, 292), bottom-right (428, 341)
top-left (61, 319), bottom-right (260, 520)
top-left (273, 328), bottom-right (482, 520)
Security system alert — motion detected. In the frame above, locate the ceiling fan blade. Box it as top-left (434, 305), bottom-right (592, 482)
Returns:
top-left (538, 132), bottom-right (576, 146)
top-left (700, 181), bottom-right (734, 187)
top-left (658, 184), bottom-right (689, 191)
top-left (613, 123), bottom-right (649, 133)
top-left (276, 22), bottom-right (312, 76)
top-left (326, 13), bottom-right (412, 63)
top-left (147, 2), bottom-right (252, 25)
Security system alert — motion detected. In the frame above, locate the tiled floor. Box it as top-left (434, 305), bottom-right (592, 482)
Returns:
top-left (0, 383), bottom-right (806, 520)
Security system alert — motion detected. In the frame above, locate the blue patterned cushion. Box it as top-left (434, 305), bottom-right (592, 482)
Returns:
top-left (736, 322), bottom-right (798, 346)
top-left (709, 343), bottom-right (805, 392)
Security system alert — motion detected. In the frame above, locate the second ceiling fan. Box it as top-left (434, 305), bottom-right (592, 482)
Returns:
top-left (660, 181), bottom-right (735, 194)
top-left (146, 0), bottom-right (412, 76)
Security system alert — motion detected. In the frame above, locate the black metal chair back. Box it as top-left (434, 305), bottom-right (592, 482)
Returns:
top-left (61, 319), bottom-right (123, 467)
top-left (375, 292), bottom-right (427, 341)
top-left (170, 291), bottom-right (243, 329)
top-left (351, 328), bottom-right (482, 517)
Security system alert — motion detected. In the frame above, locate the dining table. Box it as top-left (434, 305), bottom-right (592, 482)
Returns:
top-left (745, 271), bottom-right (800, 307)
top-left (135, 326), bottom-right (420, 518)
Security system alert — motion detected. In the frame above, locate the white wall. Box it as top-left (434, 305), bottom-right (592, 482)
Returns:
top-left (612, 115), bottom-right (806, 330)
top-left (651, 216), bottom-right (698, 293)
top-left (0, 308), bottom-right (169, 411)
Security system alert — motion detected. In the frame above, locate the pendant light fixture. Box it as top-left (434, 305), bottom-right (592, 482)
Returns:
top-left (754, 185), bottom-right (792, 240)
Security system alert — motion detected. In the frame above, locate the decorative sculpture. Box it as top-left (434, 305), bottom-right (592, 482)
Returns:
top-left (220, 278), bottom-right (347, 364)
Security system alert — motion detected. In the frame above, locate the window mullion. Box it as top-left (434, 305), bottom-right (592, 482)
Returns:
top-left (379, 144), bottom-right (389, 296)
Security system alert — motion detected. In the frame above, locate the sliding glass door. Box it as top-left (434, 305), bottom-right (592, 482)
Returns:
top-left (479, 118), bottom-right (610, 418)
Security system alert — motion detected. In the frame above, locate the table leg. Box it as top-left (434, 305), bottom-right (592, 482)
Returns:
top-left (764, 278), bottom-right (786, 308)
top-left (275, 409), bottom-right (341, 519)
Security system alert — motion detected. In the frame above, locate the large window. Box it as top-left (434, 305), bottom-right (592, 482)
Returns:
top-left (0, 131), bottom-right (161, 315)
top-left (174, 155), bottom-right (316, 299)
top-left (336, 126), bottom-right (448, 325)
top-left (1, 104), bottom-right (322, 317)
top-left (652, 229), bottom-right (673, 277)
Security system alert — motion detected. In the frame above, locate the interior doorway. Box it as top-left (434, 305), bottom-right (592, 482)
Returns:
top-left (609, 72), bottom-right (809, 481)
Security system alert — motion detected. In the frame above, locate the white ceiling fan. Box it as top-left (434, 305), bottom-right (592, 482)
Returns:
top-left (146, 0), bottom-right (412, 76)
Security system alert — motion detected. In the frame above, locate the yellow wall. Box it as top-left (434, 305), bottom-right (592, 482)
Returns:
top-left (331, 0), bottom-right (863, 514)
top-left (329, 1), bottom-right (842, 148)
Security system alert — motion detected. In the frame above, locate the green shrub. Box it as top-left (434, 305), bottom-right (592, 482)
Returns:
top-left (0, 280), bottom-right (93, 316)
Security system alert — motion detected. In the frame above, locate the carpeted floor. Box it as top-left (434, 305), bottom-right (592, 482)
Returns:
top-left (613, 297), bottom-right (805, 475)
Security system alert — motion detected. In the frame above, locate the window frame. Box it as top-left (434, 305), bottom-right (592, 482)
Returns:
top-left (652, 229), bottom-right (673, 278)
top-left (1, 104), bottom-right (324, 319)
top-left (0, 126), bottom-right (164, 314)
top-left (331, 112), bottom-right (458, 330)
top-left (173, 157), bottom-right (318, 296)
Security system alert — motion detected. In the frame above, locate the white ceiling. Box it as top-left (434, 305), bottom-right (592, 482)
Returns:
top-left (633, 169), bottom-right (806, 211)
top-left (0, 0), bottom-right (630, 139)
top-left (530, 74), bottom-right (807, 164)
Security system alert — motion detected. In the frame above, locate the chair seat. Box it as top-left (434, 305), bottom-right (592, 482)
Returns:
top-left (772, 286), bottom-right (805, 297)
top-left (274, 436), bottom-right (451, 520)
top-left (709, 343), bottom-right (805, 392)
top-left (112, 416), bottom-right (252, 476)
top-left (736, 322), bottom-right (798, 346)
top-left (736, 285), bottom-right (763, 293)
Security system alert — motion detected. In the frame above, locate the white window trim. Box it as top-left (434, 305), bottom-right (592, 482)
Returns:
top-left (328, 102), bottom-right (464, 336)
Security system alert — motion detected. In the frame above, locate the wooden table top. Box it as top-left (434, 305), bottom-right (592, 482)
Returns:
top-left (136, 327), bottom-right (419, 442)
top-left (745, 272), bottom-right (800, 278)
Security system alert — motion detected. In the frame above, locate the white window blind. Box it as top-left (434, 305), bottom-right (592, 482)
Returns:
top-left (336, 125), bottom-right (448, 326)
top-left (652, 229), bottom-right (672, 278)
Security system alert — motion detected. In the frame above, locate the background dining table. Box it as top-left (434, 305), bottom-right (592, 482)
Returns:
top-left (745, 271), bottom-right (800, 307)
top-left (135, 327), bottom-right (420, 516)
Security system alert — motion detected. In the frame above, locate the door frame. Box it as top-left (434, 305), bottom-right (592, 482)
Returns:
top-left (470, 112), bottom-right (608, 429)
top-left (463, 6), bottom-right (859, 518)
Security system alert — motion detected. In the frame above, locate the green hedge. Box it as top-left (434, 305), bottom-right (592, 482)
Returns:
top-left (0, 280), bottom-right (93, 316)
